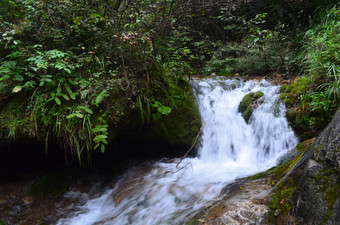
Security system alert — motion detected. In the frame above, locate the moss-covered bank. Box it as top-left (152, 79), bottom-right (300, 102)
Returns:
top-left (0, 74), bottom-right (201, 162)
top-left (279, 76), bottom-right (337, 140)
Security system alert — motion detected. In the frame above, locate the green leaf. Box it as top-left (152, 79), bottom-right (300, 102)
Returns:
top-left (93, 135), bottom-right (107, 143)
top-left (70, 93), bottom-right (76, 100)
top-left (68, 79), bottom-right (78, 85)
top-left (95, 90), bottom-right (108, 104)
top-left (75, 113), bottom-right (83, 118)
top-left (152, 101), bottom-right (161, 108)
top-left (66, 114), bottom-right (76, 119)
top-left (97, 117), bottom-right (106, 123)
top-left (12, 86), bottom-right (22, 93)
top-left (152, 112), bottom-right (162, 120)
top-left (84, 108), bottom-right (93, 114)
top-left (61, 94), bottom-right (70, 101)
top-left (158, 106), bottom-right (172, 115)
top-left (55, 97), bottom-right (61, 105)
top-left (14, 75), bottom-right (24, 81)
top-left (66, 86), bottom-right (76, 100)
top-left (194, 41), bottom-right (204, 46)
top-left (92, 127), bottom-right (107, 132)
top-left (0, 74), bottom-right (11, 81)
top-left (66, 86), bottom-right (73, 95)
top-left (94, 143), bottom-right (100, 150)
top-left (64, 68), bottom-right (71, 74)
top-left (101, 144), bottom-right (105, 153)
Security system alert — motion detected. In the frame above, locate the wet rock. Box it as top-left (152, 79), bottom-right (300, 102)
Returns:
top-left (291, 109), bottom-right (340, 224)
top-left (189, 177), bottom-right (272, 225)
top-left (29, 174), bottom-right (71, 199)
top-left (277, 149), bottom-right (299, 166)
top-left (238, 91), bottom-right (264, 123)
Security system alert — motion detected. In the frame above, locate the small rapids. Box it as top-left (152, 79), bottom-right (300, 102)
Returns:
top-left (56, 77), bottom-right (298, 225)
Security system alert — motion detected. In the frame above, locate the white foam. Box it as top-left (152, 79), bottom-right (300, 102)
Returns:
top-left (57, 77), bottom-right (298, 225)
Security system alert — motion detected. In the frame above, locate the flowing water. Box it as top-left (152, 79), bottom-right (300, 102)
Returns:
top-left (56, 77), bottom-right (298, 225)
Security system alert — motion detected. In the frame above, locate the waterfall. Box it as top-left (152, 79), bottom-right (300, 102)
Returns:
top-left (56, 77), bottom-right (298, 225)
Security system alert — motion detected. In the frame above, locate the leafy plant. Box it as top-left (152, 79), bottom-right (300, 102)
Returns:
top-left (151, 100), bottom-right (172, 121)
top-left (305, 6), bottom-right (340, 115)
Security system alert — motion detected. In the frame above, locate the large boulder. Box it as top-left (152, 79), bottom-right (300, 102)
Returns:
top-left (291, 108), bottom-right (340, 224)
top-left (115, 76), bottom-right (202, 157)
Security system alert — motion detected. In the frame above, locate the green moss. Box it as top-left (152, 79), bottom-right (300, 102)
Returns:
top-left (296, 138), bottom-right (315, 153)
top-left (280, 93), bottom-right (294, 107)
top-left (152, 76), bottom-right (201, 146)
top-left (248, 171), bottom-right (268, 180)
top-left (0, 220), bottom-right (7, 225)
top-left (267, 152), bottom-right (305, 223)
top-left (303, 165), bottom-right (340, 224)
top-left (277, 76), bottom-right (323, 139)
top-left (269, 186), bottom-right (297, 216)
top-left (291, 77), bottom-right (311, 95)
top-left (29, 174), bottom-right (71, 199)
top-left (270, 153), bottom-right (302, 181)
top-left (280, 84), bottom-right (288, 93)
top-left (119, 75), bottom-right (201, 148)
top-left (322, 184), bottom-right (340, 224)
top-left (186, 211), bottom-right (206, 225)
top-left (238, 91), bottom-right (264, 123)
top-left (325, 185), bottom-right (340, 205)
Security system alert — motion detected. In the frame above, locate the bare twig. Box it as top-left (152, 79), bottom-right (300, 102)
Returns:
top-left (176, 127), bottom-right (203, 168)
top-left (172, 161), bottom-right (193, 174)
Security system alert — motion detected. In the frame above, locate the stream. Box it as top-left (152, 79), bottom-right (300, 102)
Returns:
top-left (56, 76), bottom-right (298, 225)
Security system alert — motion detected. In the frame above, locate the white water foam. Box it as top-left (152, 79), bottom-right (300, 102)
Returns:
top-left (57, 77), bottom-right (298, 225)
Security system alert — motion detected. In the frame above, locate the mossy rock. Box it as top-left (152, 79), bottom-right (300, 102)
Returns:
top-left (29, 174), bottom-right (71, 199)
top-left (285, 77), bottom-right (310, 95)
top-left (267, 154), bottom-right (303, 222)
top-left (118, 75), bottom-right (201, 149)
top-left (280, 93), bottom-right (295, 108)
top-left (238, 91), bottom-right (264, 123)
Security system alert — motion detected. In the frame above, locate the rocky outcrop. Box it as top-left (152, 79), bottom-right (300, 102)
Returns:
top-left (291, 108), bottom-right (340, 224)
top-left (186, 177), bottom-right (273, 225)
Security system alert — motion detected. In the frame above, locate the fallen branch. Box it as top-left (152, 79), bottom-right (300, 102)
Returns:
top-left (176, 127), bottom-right (203, 168)
top-left (172, 161), bottom-right (193, 174)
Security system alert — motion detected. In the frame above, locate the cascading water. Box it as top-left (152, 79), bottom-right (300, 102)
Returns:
top-left (56, 77), bottom-right (298, 225)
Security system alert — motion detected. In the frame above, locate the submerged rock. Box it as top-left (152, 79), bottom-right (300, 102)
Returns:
top-left (238, 91), bottom-right (264, 123)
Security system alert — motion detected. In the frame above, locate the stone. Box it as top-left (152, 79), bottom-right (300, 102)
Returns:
top-left (238, 91), bottom-right (264, 123)
top-left (291, 109), bottom-right (340, 224)
top-left (28, 174), bottom-right (71, 199)
top-left (274, 209), bottom-right (281, 217)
